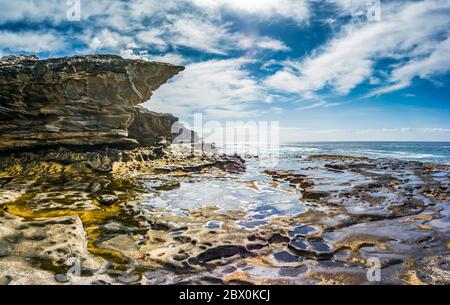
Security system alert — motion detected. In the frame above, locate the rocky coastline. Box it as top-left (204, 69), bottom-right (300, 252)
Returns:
top-left (0, 55), bottom-right (449, 285)
top-left (0, 54), bottom-right (246, 284)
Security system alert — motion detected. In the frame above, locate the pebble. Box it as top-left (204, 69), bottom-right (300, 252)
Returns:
top-left (273, 251), bottom-right (301, 263)
top-left (95, 194), bottom-right (119, 206)
top-left (91, 280), bottom-right (111, 285)
top-left (143, 272), bottom-right (166, 284)
top-left (54, 274), bottom-right (70, 283)
top-left (279, 266), bottom-right (307, 277)
top-left (288, 225), bottom-right (318, 238)
top-left (116, 274), bottom-right (141, 284)
top-left (0, 275), bottom-right (12, 285)
top-left (288, 238), bottom-right (309, 252)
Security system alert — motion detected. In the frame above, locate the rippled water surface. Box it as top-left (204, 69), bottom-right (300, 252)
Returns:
top-left (280, 142), bottom-right (450, 164)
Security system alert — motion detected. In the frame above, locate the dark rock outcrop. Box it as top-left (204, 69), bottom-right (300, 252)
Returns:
top-left (0, 54), bottom-right (184, 152)
top-left (128, 106), bottom-right (178, 146)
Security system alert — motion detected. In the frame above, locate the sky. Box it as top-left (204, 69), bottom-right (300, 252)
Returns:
top-left (1, 0), bottom-right (450, 142)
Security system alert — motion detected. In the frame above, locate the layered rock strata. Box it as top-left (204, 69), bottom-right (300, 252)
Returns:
top-left (128, 106), bottom-right (179, 146)
top-left (0, 54), bottom-right (184, 152)
top-left (0, 54), bottom-right (253, 285)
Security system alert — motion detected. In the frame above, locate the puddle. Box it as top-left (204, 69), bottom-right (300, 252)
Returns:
top-left (288, 225), bottom-right (319, 237)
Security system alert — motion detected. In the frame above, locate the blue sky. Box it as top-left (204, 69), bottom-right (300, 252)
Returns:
top-left (1, 0), bottom-right (450, 142)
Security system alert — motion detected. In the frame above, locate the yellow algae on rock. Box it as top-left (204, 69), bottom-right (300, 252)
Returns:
top-left (335, 235), bottom-right (388, 252)
top-left (222, 271), bottom-right (252, 284)
top-left (400, 271), bottom-right (426, 285)
top-left (307, 271), bottom-right (369, 285)
top-left (2, 189), bottom-right (132, 267)
top-left (402, 214), bottom-right (433, 222)
top-left (4, 197), bottom-right (121, 226)
top-left (418, 224), bottom-right (433, 230)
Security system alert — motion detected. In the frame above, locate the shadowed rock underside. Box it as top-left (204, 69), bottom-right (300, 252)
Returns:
top-left (0, 54), bottom-right (184, 152)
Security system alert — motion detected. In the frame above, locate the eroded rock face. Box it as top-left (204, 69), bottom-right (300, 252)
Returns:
top-left (0, 54), bottom-right (184, 152)
top-left (128, 106), bottom-right (179, 146)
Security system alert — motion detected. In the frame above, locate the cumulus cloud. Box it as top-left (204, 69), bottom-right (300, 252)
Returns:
top-left (84, 29), bottom-right (136, 51)
top-left (147, 58), bottom-right (269, 119)
top-left (190, 0), bottom-right (309, 22)
top-left (0, 0), bottom-right (310, 25)
top-left (328, 0), bottom-right (369, 13)
top-left (265, 0), bottom-right (450, 97)
top-left (0, 0), bottom-right (294, 57)
top-left (0, 30), bottom-right (64, 52)
top-left (0, 0), bottom-right (66, 24)
top-left (143, 15), bottom-right (291, 55)
top-left (0, 0), bottom-right (297, 122)
top-left (136, 29), bottom-right (168, 50)
top-left (2, 0), bottom-right (450, 125)
top-left (166, 16), bottom-right (233, 55)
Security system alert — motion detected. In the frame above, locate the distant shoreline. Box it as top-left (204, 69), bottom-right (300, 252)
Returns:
top-left (283, 141), bottom-right (450, 144)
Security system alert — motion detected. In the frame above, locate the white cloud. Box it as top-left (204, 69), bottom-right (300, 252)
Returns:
top-left (120, 49), bottom-right (187, 66)
top-left (283, 127), bottom-right (450, 134)
top-left (375, 37), bottom-right (450, 95)
top-left (136, 29), bottom-right (168, 49)
top-left (422, 128), bottom-right (450, 132)
top-left (261, 59), bottom-right (283, 71)
top-left (296, 101), bottom-right (341, 110)
top-left (0, 30), bottom-right (64, 52)
top-left (280, 126), bottom-right (450, 142)
top-left (0, 0), bottom-right (136, 26)
top-left (151, 53), bottom-right (187, 66)
top-left (0, 1), bottom-right (292, 57)
top-left (328, 0), bottom-right (368, 14)
top-left (190, 0), bottom-right (309, 22)
top-left (128, 0), bottom-right (184, 19)
top-left (147, 58), bottom-right (268, 119)
top-left (167, 16), bottom-right (232, 55)
top-left (164, 15), bottom-right (290, 55)
top-left (119, 49), bottom-right (142, 60)
top-left (236, 35), bottom-right (290, 52)
top-left (0, 0), bottom-right (66, 24)
top-left (84, 29), bottom-right (136, 51)
top-left (0, 0), bottom-right (309, 25)
top-left (265, 0), bottom-right (450, 97)
top-left (79, 11), bottom-right (290, 56)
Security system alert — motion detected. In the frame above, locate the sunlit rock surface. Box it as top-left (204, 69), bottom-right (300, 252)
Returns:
top-left (0, 54), bottom-right (183, 152)
top-left (0, 54), bottom-right (448, 285)
top-left (1, 152), bottom-right (449, 285)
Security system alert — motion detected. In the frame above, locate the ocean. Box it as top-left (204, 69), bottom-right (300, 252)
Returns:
top-left (146, 141), bottom-right (450, 217)
top-left (280, 142), bottom-right (450, 164)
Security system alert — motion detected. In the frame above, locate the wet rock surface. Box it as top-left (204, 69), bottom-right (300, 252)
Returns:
top-left (0, 152), bottom-right (449, 284)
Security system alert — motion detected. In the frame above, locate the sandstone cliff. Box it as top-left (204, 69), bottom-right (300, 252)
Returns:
top-left (0, 54), bottom-right (184, 152)
top-left (128, 106), bottom-right (179, 146)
